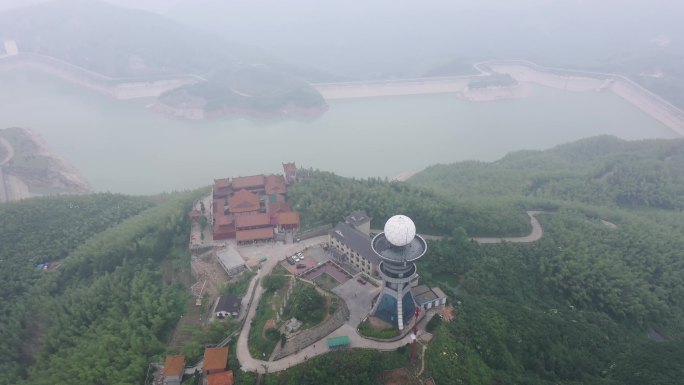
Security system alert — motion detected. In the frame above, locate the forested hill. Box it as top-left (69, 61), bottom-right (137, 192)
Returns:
top-left (410, 135), bottom-right (684, 210)
top-left (0, 191), bottom-right (202, 385)
top-left (283, 136), bottom-right (684, 385)
top-left (0, 0), bottom-right (327, 115)
top-left (0, 0), bottom-right (243, 79)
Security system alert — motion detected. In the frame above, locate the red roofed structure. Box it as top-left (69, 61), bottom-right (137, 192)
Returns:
top-left (232, 175), bottom-right (265, 192)
top-left (162, 355), bottom-right (185, 385)
top-left (208, 165), bottom-right (299, 242)
top-left (207, 371), bottom-right (234, 385)
top-left (203, 347), bottom-right (229, 375)
top-left (268, 201), bottom-right (291, 215)
top-left (282, 162), bottom-right (297, 185)
top-left (265, 174), bottom-right (287, 195)
top-left (276, 211), bottom-right (300, 231)
top-left (228, 189), bottom-right (260, 215)
top-left (213, 199), bottom-right (226, 215)
top-left (213, 178), bottom-right (232, 199)
top-left (236, 228), bottom-right (274, 243)
top-left (213, 214), bottom-right (235, 240)
top-left (235, 213), bottom-right (271, 230)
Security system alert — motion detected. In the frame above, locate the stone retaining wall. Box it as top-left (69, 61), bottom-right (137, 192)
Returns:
top-left (271, 293), bottom-right (349, 360)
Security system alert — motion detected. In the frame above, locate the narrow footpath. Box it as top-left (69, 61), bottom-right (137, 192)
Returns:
top-left (235, 243), bottom-right (413, 374)
top-left (233, 211), bottom-right (547, 374)
top-left (472, 210), bottom-right (545, 244)
top-left (374, 211), bottom-right (546, 244)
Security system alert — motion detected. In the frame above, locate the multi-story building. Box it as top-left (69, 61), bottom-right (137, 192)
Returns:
top-left (211, 168), bottom-right (300, 243)
top-left (329, 211), bottom-right (380, 279)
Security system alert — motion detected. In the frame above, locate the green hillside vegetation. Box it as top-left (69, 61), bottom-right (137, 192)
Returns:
top-left (282, 136), bottom-right (684, 384)
top-left (266, 348), bottom-right (410, 385)
top-left (410, 135), bottom-right (684, 210)
top-left (159, 66), bottom-right (326, 115)
top-left (0, 191), bottom-right (202, 385)
top-left (288, 172), bottom-right (531, 237)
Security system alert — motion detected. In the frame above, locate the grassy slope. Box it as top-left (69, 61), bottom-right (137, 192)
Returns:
top-left (283, 136), bottom-right (684, 384)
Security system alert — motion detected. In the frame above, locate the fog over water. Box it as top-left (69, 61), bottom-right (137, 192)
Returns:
top-left (0, 69), bottom-right (675, 195)
top-left (1, 0), bottom-right (683, 194)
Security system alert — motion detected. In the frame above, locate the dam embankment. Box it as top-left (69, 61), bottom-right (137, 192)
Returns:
top-left (0, 53), bottom-right (200, 99)
top-left (312, 61), bottom-right (684, 137)
top-left (485, 61), bottom-right (684, 136)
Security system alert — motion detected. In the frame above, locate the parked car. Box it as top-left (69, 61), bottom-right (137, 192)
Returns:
top-left (296, 252), bottom-right (303, 258)
top-left (357, 278), bottom-right (367, 285)
top-left (296, 263), bottom-right (306, 269)
top-left (286, 258), bottom-right (295, 265)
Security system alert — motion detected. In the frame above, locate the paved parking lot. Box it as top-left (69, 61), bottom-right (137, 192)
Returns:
top-left (333, 278), bottom-right (380, 325)
top-left (281, 256), bottom-right (317, 275)
top-left (303, 261), bottom-right (351, 284)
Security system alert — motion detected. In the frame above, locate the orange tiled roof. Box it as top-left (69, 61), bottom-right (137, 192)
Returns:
top-left (162, 355), bottom-right (185, 377)
top-left (214, 199), bottom-right (226, 213)
top-left (268, 201), bottom-right (291, 214)
top-left (203, 347), bottom-right (229, 372)
top-left (277, 211), bottom-right (300, 226)
top-left (235, 213), bottom-right (271, 229)
top-left (236, 228), bottom-right (274, 242)
top-left (207, 370), bottom-right (234, 385)
top-left (283, 162), bottom-right (296, 173)
top-left (214, 178), bottom-right (231, 188)
top-left (265, 174), bottom-right (287, 195)
top-left (215, 214), bottom-right (235, 226)
top-left (232, 175), bottom-right (265, 190)
top-left (228, 189), bottom-right (259, 213)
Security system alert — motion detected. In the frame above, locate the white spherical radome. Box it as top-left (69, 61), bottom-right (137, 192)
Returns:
top-left (383, 215), bottom-right (416, 247)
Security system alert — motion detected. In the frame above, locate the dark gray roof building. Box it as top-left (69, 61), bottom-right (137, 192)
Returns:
top-left (344, 210), bottom-right (371, 227)
top-left (330, 221), bottom-right (381, 265)
top-left (215, 293), bottom-right (241, 317)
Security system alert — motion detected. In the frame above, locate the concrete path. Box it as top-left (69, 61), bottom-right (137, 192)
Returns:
top-left (231, 211), bottom-right (547, 374)
top-left (373, 211), bottom-right (546, 245)
top-left (472, 211), bottom-right (545, 244)
top-left (235, 236), bottom-right (417, 374)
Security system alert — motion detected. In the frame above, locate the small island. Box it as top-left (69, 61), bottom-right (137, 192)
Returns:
top-left (153, 66), bottom-right (328, 120)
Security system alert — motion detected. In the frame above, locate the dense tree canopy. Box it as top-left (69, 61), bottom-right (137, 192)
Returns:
top-left (283, 136), bottom-right (684, 385)
top-left (0, 191), bottom-right (202, 385)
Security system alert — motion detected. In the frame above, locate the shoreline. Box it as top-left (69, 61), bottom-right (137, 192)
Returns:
top-left (312, 61), bottom-right (684, 137)
top-left (0, 127), bottom-right (92, 202)
top-left (2, 52), bottom-right (684, 136)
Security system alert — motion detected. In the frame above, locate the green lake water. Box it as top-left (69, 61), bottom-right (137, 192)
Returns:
top-left (0, 69), bottom-right (678, 195)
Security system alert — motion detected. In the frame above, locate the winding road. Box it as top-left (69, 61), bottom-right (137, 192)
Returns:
top-left (374, 211), bottom-right (546, 244)
top-left (235, 259), bottom-right (413, 373)
top-left (232, 211), bottom-right (547, 374)
top-left (472, 210), bottom-right (544, 244)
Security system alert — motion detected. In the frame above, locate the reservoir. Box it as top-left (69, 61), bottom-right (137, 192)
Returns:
top-left (0, 69), bottom-right (678, 195)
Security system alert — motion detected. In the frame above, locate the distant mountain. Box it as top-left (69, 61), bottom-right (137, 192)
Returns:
top-left (0, 0), bottom-right (327, 117)
top-left (410, 135), bottom-right (684, 210)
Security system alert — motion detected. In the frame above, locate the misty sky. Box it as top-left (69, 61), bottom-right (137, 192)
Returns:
top-left (120, 0), bottom-right (684, 78)
top-left (2, 0), bottom-right (683, 79)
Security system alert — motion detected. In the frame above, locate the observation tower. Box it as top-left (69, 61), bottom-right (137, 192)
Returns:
top-left (370, 215), bottom-right (427, 330)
